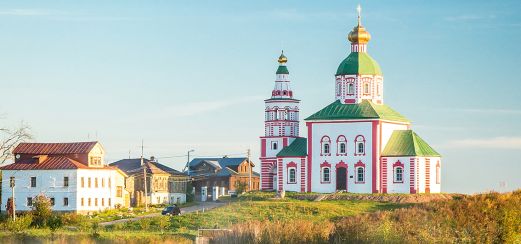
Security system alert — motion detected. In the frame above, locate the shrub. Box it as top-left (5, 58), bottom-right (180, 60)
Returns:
top-left (47, 215), bottom-right (63, 232)
top-left (31, 194), bottom-right (52, 228)
top-left (138, 217), bottom-right (152, 230)
top-left (4, 214), bottom-right (33, 233)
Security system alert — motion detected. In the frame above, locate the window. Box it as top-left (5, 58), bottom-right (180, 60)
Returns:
top-left (81, 198), bottom-right (84, 206)
top-left (30, 177), bottom-right (36, 187)
top-left (95, 198), bottom-right (98, 206)
top-left (64, 197), bottom-right (69, 206)
top-left (88, 198), bottom-right (91, 206)
top-left (322, 168), bottom-right (330, 183)
top-left (81, 177), bottom-right (84, 188)
top-left (27, 197), bottom-right (33, 206)
top-left (324, 143), bottom-right (330, 154)
top-left (88, 177), bottom-right (91, 188)
top-left (101, 198), bottom-right (105, 206)
top-left (288, 168), bottom-right (296, 183)
top-left (356, 167), bottom-right (365, 183)
top-left (340, 143), bottom-right (346, 153)
top-left (395, 167), bottom-right (403, 183)
top-left (102, 178), bottom-right (105, 188)
top-left (337, 136), bottom-right (347, 155)
top-left (347, 83), bottom-right (354, 95)
top-left (355, 136), bottom-right (365, 155)
top-left (272, 142), bottom-right (278, 150)
top-left (363, 82), bottom-right (370, 94)
top-left (90, 156), bottom-right (102, 166)
top-left (108, 178), bottom-right (112, 188)
top-left (336, 82), bottom-right (341, 95)
top-left (95, 178), bottom-right (98, 188)
top-left (321, 136), bottom-right (331, 155)
top-left (108, 198), bottom-right (111, 206)
top-left (64, 177), bottom-right (69, 187)
top-left (117, 186), bottom-right (123, 197)
top-left (50, 198), bottom-right (55, 206)
top-left (436, 162), bottom-right (441, 184)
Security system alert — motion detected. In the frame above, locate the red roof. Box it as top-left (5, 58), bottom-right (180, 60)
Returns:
top-left (0, 156), bottom-right (89, 170)
top-left (13, 142), bottom-right (99, 155)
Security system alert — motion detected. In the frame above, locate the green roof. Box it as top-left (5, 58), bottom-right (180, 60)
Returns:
top-left (276, 65), bottom-right (289, 74)
top-left (305, 100), bottom-right (409, 122)
top-left (336, 52), bottom-right (382, 76)
top-left (277, 138), bottom-right (307, 157)
top-left (382, 130), bottom-right (441, 157)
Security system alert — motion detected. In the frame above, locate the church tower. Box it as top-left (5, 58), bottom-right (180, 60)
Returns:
top-left (260, 51), bottom-right (301, 190)
top-left (335, 5), bottom-right (383, 105)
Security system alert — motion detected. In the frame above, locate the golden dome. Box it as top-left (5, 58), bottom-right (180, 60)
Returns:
top-left (348, 5), bottom-right (371, 44)
top-left (278, 51), bottom-right (287, 64)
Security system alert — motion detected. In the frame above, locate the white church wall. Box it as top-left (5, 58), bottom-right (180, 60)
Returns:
top-left (310, 121), bottom-right (373, 193)
top-left (384, 156), bottom-right (411, 193)
top-left (281, 158), bottom-right (302, 192)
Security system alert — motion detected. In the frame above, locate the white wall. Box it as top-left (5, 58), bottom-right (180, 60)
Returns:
top-left (383, 156), bottom-right (411, 193)
top-left (76, 169), bottom-right (126, 212)
top-left (1, 169), bottom-right (78, 212)
top-left (310, 121), bottom-right (373, 193)
top-left (281, 157), bottom-right (304, 192)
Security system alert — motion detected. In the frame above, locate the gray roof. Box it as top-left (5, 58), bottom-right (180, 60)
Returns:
top-left (110, 158), bottom-right (186, 176)
top-left (189, 157), bottom-right (259, 177)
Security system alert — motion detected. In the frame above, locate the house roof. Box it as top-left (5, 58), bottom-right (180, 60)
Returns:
top-left (13, 142), bottom-right (99, 155)
top-left (277, 138), bottom-right (307, 157)
top-left (189, 157), bottom-right (258, 177)
top-left (382, 130), bottom-right (441, 157)
top-left (0, 156), bottom-right (121, 173)
top-left (305, 100), bottom-right (410, 122)
top-left (336, 52), bottom-right (382, 76)
top-left (109, 158), bottom-right (185, 176)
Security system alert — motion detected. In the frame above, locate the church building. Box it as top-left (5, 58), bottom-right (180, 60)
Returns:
top-left (260, 7), bottom-right (441, 194)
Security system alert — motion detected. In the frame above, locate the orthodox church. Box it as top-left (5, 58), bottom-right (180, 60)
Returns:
top-left (259, 8), bottom-right (441, 194)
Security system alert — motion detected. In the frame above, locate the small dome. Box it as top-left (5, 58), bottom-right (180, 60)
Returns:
top-left (348, 25), bottom-right (371, 44)
top-left (278, 51), bottom-right (287, 64)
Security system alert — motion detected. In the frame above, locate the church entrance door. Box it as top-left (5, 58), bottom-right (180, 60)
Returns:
top-left (336, 167), bottom-right (347, 191)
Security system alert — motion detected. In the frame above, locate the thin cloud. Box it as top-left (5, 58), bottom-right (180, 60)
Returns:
top-left (444, 137), bottom-right (521, 150)
top-left (0, 9), bottom-right (64, 16)
top-left (162, 96), bottom-right (263, 118)
top-left (443, 108), bottom-right (521, 115)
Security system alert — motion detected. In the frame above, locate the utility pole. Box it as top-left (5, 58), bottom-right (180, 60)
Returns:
top-left (247, 149), bottom-right (252, 191)
top-left (186, 149), bottom-right (194, 175)
top-left (10, 176), bottom-right (15, 221)
top-left (141, 140), bottom-right (148, 212)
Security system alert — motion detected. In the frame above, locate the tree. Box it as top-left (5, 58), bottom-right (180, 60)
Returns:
top-left (0, 121), bottom-right (32, 165)
top-left (235, 181), bottom-right (248, 194)
top-left (31, 194), bottom-right (52, 228)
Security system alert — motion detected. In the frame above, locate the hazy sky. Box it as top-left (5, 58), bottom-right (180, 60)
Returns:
top-left (0, 1), bottom-right (520, 194)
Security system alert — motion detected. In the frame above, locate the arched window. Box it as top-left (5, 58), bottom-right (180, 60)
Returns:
top-left (347, 83), bottom-right (354, 95)
top-left (336, 82), bottom-right (342, 96)
top-left (394, 167), bottom-right (403, 183)
top-left (272, 142), bottom-right (278, 150)
top-left (322, 167), bottom-right (330, 183)
top-left (363, 82), bottom-right (370, 94)
top-left (354, 136), bottom-right (365, 155)
top-left (321, 136), bottom-right (331, 156)
top-left (356, 167), bottom-right (365, 183)
top-left (337, 136), bottom-right (347, 155)
top-left (288, 168), bottom-right (296, 183)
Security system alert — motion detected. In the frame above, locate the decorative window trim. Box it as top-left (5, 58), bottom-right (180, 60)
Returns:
top-left (320, 161), bottom-right (331, 184)
top-left (336, 135), bottom-right (348, 156)
top-left (354, 160), bottom-right (366, 184)
top-left (363, 82), bottom-right (370, 95)
top-left (287, 162), bottom-right (297, 184)
top-left (336, 160), bottom-right (348, 169)
top-left (354, 135), bottom-right (366, 156)
top-left (320, 136), bottom-right (332, 156)
top-left (393, 160), bottom-right (405, 183)
top-left (347, 82), bottom-right (355, 95)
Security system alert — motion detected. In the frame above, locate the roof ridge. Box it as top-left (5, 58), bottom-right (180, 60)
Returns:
top-left (410, 131), bottom-right (420, 156)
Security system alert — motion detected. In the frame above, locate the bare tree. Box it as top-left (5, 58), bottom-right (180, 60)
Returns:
top-left (0, 121), bottom-right (32, 165)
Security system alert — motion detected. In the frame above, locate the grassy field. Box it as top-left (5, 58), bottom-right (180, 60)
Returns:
top-left (0, 192), bottom-right (405, 243)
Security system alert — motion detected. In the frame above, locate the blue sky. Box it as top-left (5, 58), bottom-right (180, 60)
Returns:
top-left (0, 1), bottom-right (520, 193)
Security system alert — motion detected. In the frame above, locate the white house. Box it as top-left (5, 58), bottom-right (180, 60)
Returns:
top-left (260, 7), bottom-right (441, 194)
top-left (1, 141), bottom-right (129, 214)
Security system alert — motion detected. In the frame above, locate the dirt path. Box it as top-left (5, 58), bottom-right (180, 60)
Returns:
top-left (99, 202), bottom-right (224, 226)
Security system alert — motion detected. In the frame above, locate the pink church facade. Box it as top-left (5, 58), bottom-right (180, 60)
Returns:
top-left (260, 9), bottom-right (441, 194)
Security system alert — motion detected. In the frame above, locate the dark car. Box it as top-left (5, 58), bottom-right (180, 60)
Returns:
top-left (161, 205), bottom-right (181, 216)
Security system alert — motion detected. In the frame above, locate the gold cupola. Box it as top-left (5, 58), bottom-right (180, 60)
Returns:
top-left (348, 5), bottom-right (371, 44)
top-left (278, 50), bottom-right (288, 64)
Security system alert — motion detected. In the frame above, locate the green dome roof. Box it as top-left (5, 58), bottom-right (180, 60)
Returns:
top-left (336, 52), bottom-right (382, 76)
